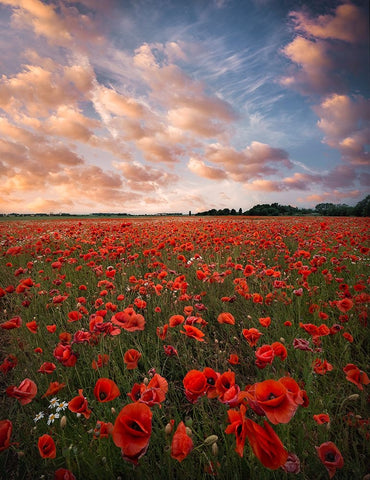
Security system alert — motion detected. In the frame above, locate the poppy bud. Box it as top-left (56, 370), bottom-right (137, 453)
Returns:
top-left (111, 407), bottom-right (116, 415)
top-left (211, 443), bottom-right (219, 456)
top-left (60, 415), bottom-right (67, 428)
top-left (280, 337), bottom-right (285, 343)
top-left (165, 423), bottom-right (173, 435)
top-left (346, 394), bottom-right (359, 402)
top-left (204, 435), bottom-right (218, 446)
top-left (185, 427), bottom-right (192, 437)
top-left (143, 377), bottom-right (149, 386)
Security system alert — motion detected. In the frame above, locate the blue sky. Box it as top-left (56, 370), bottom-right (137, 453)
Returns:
top-left (0, 0), bottom-right (368, 214)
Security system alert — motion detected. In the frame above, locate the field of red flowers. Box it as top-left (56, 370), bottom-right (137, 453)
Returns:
top-left (0, 216), bottom-right (369, 479)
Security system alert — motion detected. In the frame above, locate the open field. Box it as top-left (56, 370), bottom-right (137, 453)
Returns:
top-left (0, 216), bottom-right (369, 479)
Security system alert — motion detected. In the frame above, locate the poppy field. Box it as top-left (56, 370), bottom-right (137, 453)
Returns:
top-left (0, 216), bottom-right (369, 479)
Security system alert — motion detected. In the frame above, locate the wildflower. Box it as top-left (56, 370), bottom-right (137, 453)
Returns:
top-left (68, 389), bottom-right (91, 419)
top-left (343, 364), bottom-right (369, 390)
top-left (112, 402), bottom-right (152, 465)
top-left (47, 412), bottom-right (60, 425)
top-left (0, 420), bottom-right (13, 452)
top-left (316, 441), bottom-right (344, 478)
top-left (245, 419), bottom-right (288, 470)
top-left (225, 404), bottom-right (248, 457)
top-left (38, 434), bottom-right (56, 458)
top-left (123, 349), bottom-right (141, 370)
top-left (93, 378), bottom-right (120, 402)
top-left (49, 397), bottom-right (60, 408)
top-left (56, 401), bottom-right (68, 412)
top-left (6, 378), bottom-right (37, 405)
top-left (34, 412), bottom-right (45, 423)
top-left (217, 312), bottom-right (235, 325)
top-left (242, 328), bottom-right (262, 347)
top-left (171, 421), bottom-right (193, 462)
top-left (180, 325), bottom-right (205, 341)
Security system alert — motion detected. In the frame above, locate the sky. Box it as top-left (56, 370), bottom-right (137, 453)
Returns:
top-left (0, 0), bottom-right (369, 215)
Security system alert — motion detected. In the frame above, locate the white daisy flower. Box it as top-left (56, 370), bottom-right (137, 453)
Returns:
top-left (47, 412), bottom-right (60, 425)
top-left (33, 412), bottom-right (45, 423)
top-left (56, 401), bottom-right (68, 412)
top-left (48, 397), bottom-right (60, 409)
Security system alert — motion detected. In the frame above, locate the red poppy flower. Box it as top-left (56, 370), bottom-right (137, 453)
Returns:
top-left (336, 298), bottom-right (353, 313)
top-left (111, 307), bottom-right (145, 332)
top-left (68, 311), bottom-right (82, 322)
top-left (138, 374), bottom-right (168, 407)
top-left (259, 317), bottom-right (271, 328)
top-left (68, 389), bottom-right (91, 418)
top-left (38, 434), bottom-right (56, 458)
top-left (316, 441), bottom-right (344, 478)
top-left (26, 320), bottom-right (38, 333)
top-left (171, 421), bottom-right (193, 462)
top-left (92, 354), bottom-right (110, 370)
top-left (183, 370), bottom-right (207, 403)
top-left (279, 377), bottom-right (307, 407)
top-left (253, 379), bottom-right (298, 424)
top-left (38, 362), bottom-right (56, 374)
top-left (0, 316), bottom-right (22, 330)
top-left (53, 343), bottom-right (78, 367)
top-left (112, 402), bottom-right (152, 465)
top-left (156, 324), bottom-right (168, 340)
top-left (180, 325), bottom-right (205, 341)
top-left (271, 342), bottom-right (287, 361)
top-left (217, 312), bottom-right (235, 325)
top-left (313, 413), bottom-right (330, 425)
top-left (245, 419), bottom-right (288, 470)
top-left (255, 344), bottom-right (275, 368)
top-left (242, 328), bottom-right (262, 347)
top-left (6, 378), bottom-right (37, 405)
top-left (163, 345), bottom-right (178, 356)
top-left (313, 358), bottom-right (333, 375)
top-left (203, 367), bottom-right (220, 399)
top-left (228, 354), bottom-right (240, 365)
top-left (343, 363), bottom-right (369, 390)
top-left (94, 421), bottom-right (113, 439)
top-left (169, 315), bottom-right (185, 327)
top-left (42, 381), bottom-right (66, 398)
top-left (0, 354), bottom-right (17, 374)
top-left (46, 325), bottom-right (57, 333)
top-left (93, 378), bottom-right (120, 402)
top-left (225, 404), bottom-right (248, 457)
top-left (0, 420), bottom-right (12, 452)
top-left (54, 468), bottom-right (76, 480)
top-left (123, 349), bottom-right (141, 370)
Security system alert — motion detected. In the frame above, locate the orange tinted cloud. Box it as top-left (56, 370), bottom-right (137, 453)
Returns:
top-left (290, 3), bottom-right (368, 44)
top-left (188, 158), bottom-right (227, 180)
top-left (315, 94), bottom-right (370, 166)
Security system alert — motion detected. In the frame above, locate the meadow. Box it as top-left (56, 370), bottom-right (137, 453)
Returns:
top-left (0, 216), bottom-right (368, 480)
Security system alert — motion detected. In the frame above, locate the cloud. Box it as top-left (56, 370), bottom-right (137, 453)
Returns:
top-left (0, 59), bottom-right (95, 117)
top-left (314, 94), bottom-right (370, 166)
top-left (188, 158), bottom-right (228, 180)
top-left (304, 189), bottom-right (361, 204)
top-left (113, 161), bottom-right (179, 191)
top-left (200, 141), bottom-right (292, 182)
top-left (0, 0), bottom-right (106, 48)
top-left (290, 3), bottom-right (368, 44)
top-left (281, 2), bottom-right (368, 95)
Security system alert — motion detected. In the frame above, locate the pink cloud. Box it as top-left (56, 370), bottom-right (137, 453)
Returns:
top-left (2, 0), bottom-right (106, 48)
top-left (314, 94), bottom-right (370, 166)
top-left (304, 190), bottom-right (361, 204)
top-left (290, 3), bottom-right (368, 44)
top-left (114, 161), bottom-right (179, 190)
top-left (187, 158), bottom-right (227, 180)
top-left (281, 2), bottom-right (368, 95)
top-left (202, 141), bottom-right (292, 182)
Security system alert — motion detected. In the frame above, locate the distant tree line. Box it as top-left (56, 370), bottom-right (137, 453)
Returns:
top-left (196, 195), bottom-right (370, 217)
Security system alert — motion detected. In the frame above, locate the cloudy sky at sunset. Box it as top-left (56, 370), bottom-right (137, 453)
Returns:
top-left (0, 0), bottom-right (369, 214)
